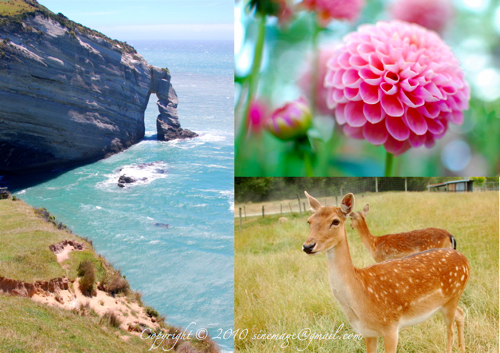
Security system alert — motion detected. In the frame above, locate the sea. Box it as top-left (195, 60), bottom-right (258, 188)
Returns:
top-left (2, 40), bottom-right (234, 351)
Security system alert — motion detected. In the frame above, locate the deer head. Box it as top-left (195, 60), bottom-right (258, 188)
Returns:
top-left (302, 192), bottom-right (354, 255)
top-left (349, 204), bottom-right (369, 229)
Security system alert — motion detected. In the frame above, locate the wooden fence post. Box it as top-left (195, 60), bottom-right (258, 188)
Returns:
top-left (239, 208), bottom-right (242, 231)
top-left (297, 193), bottom-right (302, 216)
top-left (262, 205), bottom-right (265, 218)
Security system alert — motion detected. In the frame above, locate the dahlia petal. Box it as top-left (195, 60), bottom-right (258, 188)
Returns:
top-left (358, 43), bottom-right (375, 61)
top-left (400, 66), bottom-right (419, 79)
top-left (424, 82), bottom-right (443, 100)
top-left (342, 69), bottom-right (361, 87)
top-left (327, 90), bottom-right (337, 110)
top-left (404, 108), bottom-right (427, 135)
top-left (349, 55), bottom-right (368, 69)
top-left (333, 69), bottom-right (346, 88)
top-left (335, 104), bottom-right (347, 125)
top-left (324, 70), bottom-right (337, 87)
top-left (359, 82), bottom-right (380, 104)
top-left (343, 125), bottom-right (365, 139)
top-left (363, 121), bottom-right (388, 145)
top-left (400, 78), bottom-right (419, 92)
top-left (381, 82), bottom-right (398, 95)
top-left (409, 132), bottom-right (427, 148)
top-left (399, 90), bottom-right (425, 108)
top-left (382, 55), bottom-right (398, 73)
top-left (359, 68), bottom-right (383, 85)
top-left (413, 86), bottom-right (439, 102)
top-left (446, 111), bottom-right (464, 125)
top-left (425, 117), bottom-right (445, 134)
top-left (363, 102), bottom-right (385, 124)
top-left (386, 115), bottom-right (410, 141)
top-left (345, 101), bottom-right (367, 127)
top-left (384, 135), bottom-right (411, 156)
top-left (344, 87), bottom-right (361, 101)
top-left (332, 88), bottom-right (348, 104)
top-left (384, 71), bottom-right (400, 85)
top-left (338, 51), bottom-right (352, 70)
top-left (368, 54), bottom-right (385, 75)
top-left (424, 133), bottom-right (436, 148)
top-left (417, 102), bottom-right (440, 118)
top-left (381, 94), bottom-right (404, 117)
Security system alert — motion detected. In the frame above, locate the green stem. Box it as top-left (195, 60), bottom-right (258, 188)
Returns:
top-left (235, 14), bottom-right (266, 160)
top-left (304, 152), bottom-right (314, 177)
top-left (385, 152), bottom-right (394, 177)
top-left (309, 20), bottom-right (322, 118)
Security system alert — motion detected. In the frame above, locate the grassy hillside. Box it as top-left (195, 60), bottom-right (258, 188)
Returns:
top-left (235, 191), bottom-right (499, 352)
top-left (0, 0), bottom-right (37, 16)
top-left (0, 198), bottom-right (218, 353)
top-left (0, 199), bottom-right (86, 281)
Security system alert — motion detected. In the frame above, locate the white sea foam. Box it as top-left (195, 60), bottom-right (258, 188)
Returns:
top-left (97, 161), bottom-right (169, 188)
top-left (220, 190), bottom-right (234, 212)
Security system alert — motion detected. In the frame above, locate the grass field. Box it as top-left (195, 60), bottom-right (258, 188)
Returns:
top-left (235, 191), bottom-right (499, 352)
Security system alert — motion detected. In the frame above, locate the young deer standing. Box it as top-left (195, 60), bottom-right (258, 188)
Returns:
top-left (350, 204), bottom-right (456, 263)
top-left (302, 192), bottom-right (469, 353)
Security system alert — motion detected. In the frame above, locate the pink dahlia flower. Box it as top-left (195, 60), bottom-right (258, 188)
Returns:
top-left (298, 45), bottom-right (341, 116)
top-left (391, 0), bottom-right (454, 34)
top-left (301, 0), bottom-right (365, 27)
top-left (266, 97), bottom-right (312, 140)
top-left (325, 21), bottom-right (469, 155)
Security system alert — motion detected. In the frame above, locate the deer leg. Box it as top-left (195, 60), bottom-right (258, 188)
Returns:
top-left (364, 336), bottom-right (377, 353)
top-left (440, 301), bottom-right (459, 353)
top-left (383, 328), bottom-right (399, 353)
top-left (455, 306), bottom-right (466, 353)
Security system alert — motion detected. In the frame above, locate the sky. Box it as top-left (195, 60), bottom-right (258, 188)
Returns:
top-left (38, 0), bottom-right (233, 41)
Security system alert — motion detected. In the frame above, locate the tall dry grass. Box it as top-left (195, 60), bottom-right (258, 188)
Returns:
top-left (235, 191), bottom-right (499, 352)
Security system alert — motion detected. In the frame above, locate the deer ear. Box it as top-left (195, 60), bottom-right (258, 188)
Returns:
top-left (304, 191), bottom-right (323, 212)
top-left (363, 204), bottom-right (369, 215)
top-left (341, 193), bottom-right (355, 216)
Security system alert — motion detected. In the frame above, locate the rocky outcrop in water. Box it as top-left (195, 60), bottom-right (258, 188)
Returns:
top-left (0, 4), bottom-right (196, 174)
top-left (152, 67), bottom-right (198, 141)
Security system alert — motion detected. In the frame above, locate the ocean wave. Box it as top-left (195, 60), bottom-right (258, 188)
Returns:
top-left (96, 161), bottom-right (169, 189)
top-left (220, 190), bottom-right (234, 212)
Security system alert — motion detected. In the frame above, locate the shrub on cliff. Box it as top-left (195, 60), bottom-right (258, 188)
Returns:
top-left (107, 275), bottom-right (129, 296)
top-left (77, 260), bottom-right (96, 296)
top-left (100, 310), bottom-right (121, 328)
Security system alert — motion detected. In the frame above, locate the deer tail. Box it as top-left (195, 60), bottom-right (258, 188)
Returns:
top-left (449, 234), bottom-right (457, 250)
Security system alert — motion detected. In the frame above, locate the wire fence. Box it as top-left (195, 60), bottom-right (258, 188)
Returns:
top-left (235, 177), bottom-right (499, 226)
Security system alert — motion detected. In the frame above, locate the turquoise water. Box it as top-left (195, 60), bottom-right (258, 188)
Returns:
top-left (5, 40), bottom-right (234, 351)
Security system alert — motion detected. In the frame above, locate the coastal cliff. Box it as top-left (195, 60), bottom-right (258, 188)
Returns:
top-left (0, 197), bottom-right (218, 352)
top-left (0, 0), bottom-right (197, 174)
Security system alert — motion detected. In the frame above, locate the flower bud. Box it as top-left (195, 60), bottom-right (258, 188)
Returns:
top-left (266, 97), bottom-right (312, 140)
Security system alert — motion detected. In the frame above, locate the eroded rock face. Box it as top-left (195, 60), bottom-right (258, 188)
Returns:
top-left (0, 276), bottom-right (70, 297)
top-left (0, 14), bottom-right (195, 174)
top-left (49, 240), bottom-right (85, 254)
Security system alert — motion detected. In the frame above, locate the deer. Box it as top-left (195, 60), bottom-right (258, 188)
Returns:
top-left (302, 192), bottom-right (469, 353)
top-left (350, 204), bottom-right (456, 263)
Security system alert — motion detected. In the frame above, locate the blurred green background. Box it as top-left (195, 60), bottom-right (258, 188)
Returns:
top-left (235, 0), bottom-right (500, 176)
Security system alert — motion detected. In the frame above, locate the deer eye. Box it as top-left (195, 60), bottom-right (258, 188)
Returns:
top-left (330, 219), bottom-right (340, 227)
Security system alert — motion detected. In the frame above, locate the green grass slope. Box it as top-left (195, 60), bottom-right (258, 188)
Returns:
top-left (235, 191), bottom-right (499, 352)
top-left (0, 198), bottom-right (219, 353)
